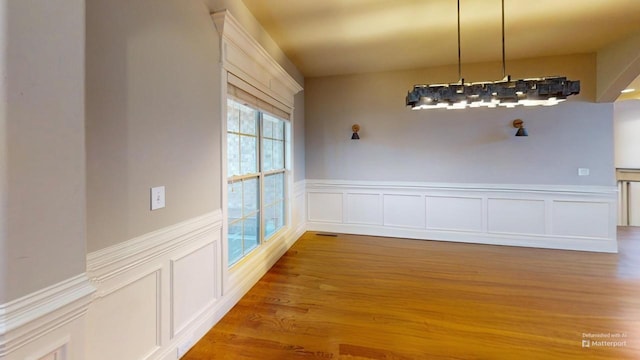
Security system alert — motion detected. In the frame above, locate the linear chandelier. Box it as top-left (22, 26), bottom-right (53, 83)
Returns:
top-left (406, 0), bottom-right (580, 110)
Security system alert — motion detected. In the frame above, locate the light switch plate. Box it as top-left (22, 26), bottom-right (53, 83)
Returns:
top-left (151, 186), bottom-right (165, 210)
top-left (578, 168), bottom-right (590, 176)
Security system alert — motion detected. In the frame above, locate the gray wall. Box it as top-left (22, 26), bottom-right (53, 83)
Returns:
top-left (306, 54), bottom-right (615, 186)
top-left (0, 0), bottom-right (86, 302)
top-left (294, 91), bottom-right (306, 182)
top-left (86, 0), bottom-right (222, 252)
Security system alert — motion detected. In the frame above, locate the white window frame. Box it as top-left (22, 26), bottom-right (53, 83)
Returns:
top-left (213, 10), bottom-right (302, 297)
top-left (226, 99), bottom-right (290, 265)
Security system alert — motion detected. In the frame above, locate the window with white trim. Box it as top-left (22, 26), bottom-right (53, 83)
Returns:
top-left (227, 98), bottom-right (288, 265)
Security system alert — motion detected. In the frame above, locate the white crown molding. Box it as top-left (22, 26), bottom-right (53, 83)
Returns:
top-left (0, 274), bottom-right (95, 356)
top-left (87, 210), bottom-right (223, 282)
top-left (212, 10), bottom-right (302, 108)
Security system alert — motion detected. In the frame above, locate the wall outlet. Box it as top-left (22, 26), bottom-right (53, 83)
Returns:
top-left (578, 168), bottom-right (590, 176)
top-left (150, 186), bottom-right (166, 210)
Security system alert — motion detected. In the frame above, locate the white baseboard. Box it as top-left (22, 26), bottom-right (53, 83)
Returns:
top-left (306, 179), bottom-right (618, 253)
top-left (0, 274), bottom-right (95, 359)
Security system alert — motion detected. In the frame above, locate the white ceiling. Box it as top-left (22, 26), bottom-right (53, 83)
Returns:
top-left (241, 0), bottom-right (640, 80)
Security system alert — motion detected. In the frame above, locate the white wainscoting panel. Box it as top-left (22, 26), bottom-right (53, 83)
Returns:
top-left (0, 274), bottom-right (94, 360)
top-left (347, 193), bottom-right (382, 225)
top-left (87, 270), bottom-right (161, 360)
top-left (552, 201), bottom-right (611, 238)
top-left (426, 196), bottom-right (483, 232)
top-left (24, 336), bottom-right (68, 360)
top-left (86, 199), bottom-right (305, 360)
top-left (86, 211), bottom-right (223, 360)
top-left (488, 198), bottom-right (546, 235)
top-left (306, 180), bottom-right (618, 253)
top-left (383, 194), bottom-right (425, 228)
top-left (171, 242), bottom-right (217, 339)
top-left (307, 192), bottom-right (343, 223)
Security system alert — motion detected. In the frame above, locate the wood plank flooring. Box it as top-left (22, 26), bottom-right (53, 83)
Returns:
top-left (183, 228), bottom-right (640, 359)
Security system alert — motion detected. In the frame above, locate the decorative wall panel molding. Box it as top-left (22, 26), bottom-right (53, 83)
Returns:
top-left (87, 211), bottom-right (222, 285)
top-left (0, 274), bottom-right (94, 358)
top-left (86, 211), bottom-right (223, 360)
top-left (306, 180), bottom-right (618, 253)
top-left (170, 242), bottom-right (218, 339)
top-left (86, 189), bottom-right (305, 360)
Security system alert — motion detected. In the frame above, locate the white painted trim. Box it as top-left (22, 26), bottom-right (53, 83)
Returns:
top-left (308, 222), bottom-right (618, 252)
top-left (86, 211), bottom-right (223, 360)
top-left (293, 179), bottom-right (307, 239)
top-left (212, 10), bottom-right (302, 109)
top-left (0, 274), bottom-right (94, 356)
top-left (169, 241), bottom-right (218, 339)
top-left (87, 210), bottom-right (222, 283)
top-left (85, 206), bottom-right (304, 360)
top-left (306, 179), bottom-right (617, 195)
top-left (306, 179), bottom-right (618, 253)
top-left (24, 335), bottom-right (69, 360)
top-left (213, 9), bottom-right (302, 305)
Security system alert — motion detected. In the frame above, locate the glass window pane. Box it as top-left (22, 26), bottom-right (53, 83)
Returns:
top-left (227, 100), bottom-right (240, 133)
top-left (227, 133), bottom-right (240, 177)
top-left (240, 135), bottom-right (257, 174)
top-left (228, 220), bottom-right (243, 265)
top-left (228, 181), bottom-right (242, 221)
top-left (264, 204), bottom-right (275, 239)
top-left (275, 200), bottom-right (284, 230)
top-left (272, 139), bottom-right (284, 170)
top-left (264, 174), bottom-right (275, 205)
top-left (243, 178), bottom-right (259, 214)
top-left (243, 214), bottom-right (259, 252)
top-left (263, 117), bottom-right (273, 138)
top-left (240, 106), bottom-right (257, 135)
top-left (274, 172), bottom-right (285, 201)
top-left (264, 201), bottom-right (285, 240)
top-left (273, 120), bottom-right (284, 140)
top-left (263, 138), bottom-right (273, 172)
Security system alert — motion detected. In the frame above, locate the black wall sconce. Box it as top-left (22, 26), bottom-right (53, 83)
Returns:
top-left (513, 119), bottom-right (528, 137)
top-left (351, 124), bottom-right (360, 140)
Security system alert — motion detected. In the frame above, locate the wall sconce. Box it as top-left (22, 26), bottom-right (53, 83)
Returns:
top-left (512, 119), bottom-right (528, 137)
top-left (351, 124), bottom-right (360, 140)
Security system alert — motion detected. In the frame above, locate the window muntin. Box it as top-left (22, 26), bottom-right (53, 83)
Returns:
top-left (227, 98), bottom-right (288, 266)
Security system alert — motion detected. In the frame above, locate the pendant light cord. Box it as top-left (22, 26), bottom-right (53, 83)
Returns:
top-left (457, 0), bottom-right (462, 81)
top-left (501, 0), bottom-right (506, 79)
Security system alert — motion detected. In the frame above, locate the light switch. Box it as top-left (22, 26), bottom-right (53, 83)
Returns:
top-left (151, 186), bottom-right (165, 210)
top-left (578, 168), bottom-right (590, 176)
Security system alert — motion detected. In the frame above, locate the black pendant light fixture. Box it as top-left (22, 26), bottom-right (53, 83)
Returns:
top-left (406, 0), bottom-right (580, 110)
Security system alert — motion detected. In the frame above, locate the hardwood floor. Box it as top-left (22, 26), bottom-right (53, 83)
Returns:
top-left (184, 228), bottom-right (640, 359)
